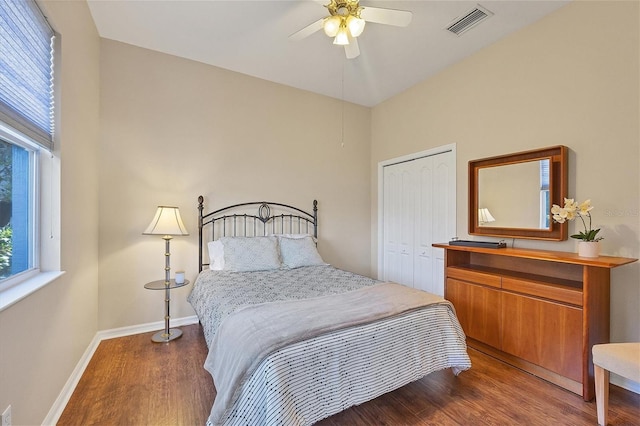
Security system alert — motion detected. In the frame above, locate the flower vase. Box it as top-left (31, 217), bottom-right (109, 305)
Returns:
top-left (578, 241), bottom-right (600, 258)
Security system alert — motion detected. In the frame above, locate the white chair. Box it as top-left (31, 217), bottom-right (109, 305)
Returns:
top-left (592, 343), bottom-right (640, 425)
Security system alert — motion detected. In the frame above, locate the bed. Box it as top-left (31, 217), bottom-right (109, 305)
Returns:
top-left (188, 196), bottom-right (471, 426)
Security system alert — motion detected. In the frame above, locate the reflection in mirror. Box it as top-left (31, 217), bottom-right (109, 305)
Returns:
top-left (478, 208), bottom-right (495, 226)
top-left (468, 145), bottom-right (567, 241)
top-left (477, 159), bottom-right (551, 230)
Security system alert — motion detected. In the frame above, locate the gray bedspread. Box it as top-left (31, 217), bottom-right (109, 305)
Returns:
top-left (188, 265), bottom-right (471, 425)
top-left (187, 265), bottom-right (379, 348)
top-left (204, 282), bottom-right (454, 426)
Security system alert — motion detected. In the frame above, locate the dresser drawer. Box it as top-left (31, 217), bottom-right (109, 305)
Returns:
top-left (447, 266), bottom-right (501, 288)
top-left (502, 277), bottom-right (583, 306)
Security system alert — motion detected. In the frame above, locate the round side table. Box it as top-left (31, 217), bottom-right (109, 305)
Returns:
top-left (144, 279), bottom-right (190, 343)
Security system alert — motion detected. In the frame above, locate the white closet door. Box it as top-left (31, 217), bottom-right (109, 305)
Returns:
top-left (413, 157), bottom-right (434, 293)
top-left (427, 153), bottom-right (455, 295)
top-left (381, 150), bottom-right (455, 296)
top-left (383, 164), bottom-right (415, 286)
top-left (382, 167), bottom-right (401, 283)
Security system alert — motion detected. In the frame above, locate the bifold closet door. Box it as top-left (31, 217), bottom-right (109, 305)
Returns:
top-left (382, 151), bottom-right (454, 295)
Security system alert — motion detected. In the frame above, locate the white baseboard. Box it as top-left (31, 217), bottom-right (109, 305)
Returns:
top-left (96, 315), bottom-right (199, 341)
top-left (42, 315), bottom-right (199, 425)
top-left (41, 331), bottom-right (102, 426)
top-left (611, 374), bottom-right (640, 394)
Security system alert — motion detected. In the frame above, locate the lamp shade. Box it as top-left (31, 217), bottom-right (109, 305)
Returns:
top-left (323, 15), bottom-right (341, 37)
top-left (478, 208), bottom-right (496, 224)
top-left (347, 15), bottom-right (365, 37)
top-left (143, 206), bottom-right (189, 236)
top-left (333, 26), bottom-right (350, 45)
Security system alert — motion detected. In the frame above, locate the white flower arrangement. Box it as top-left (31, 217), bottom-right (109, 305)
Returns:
top-left (551, 198), bottom-right (603, 242)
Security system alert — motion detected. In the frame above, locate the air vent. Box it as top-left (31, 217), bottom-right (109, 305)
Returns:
top-left (446, 5), bottom-right (493, 36)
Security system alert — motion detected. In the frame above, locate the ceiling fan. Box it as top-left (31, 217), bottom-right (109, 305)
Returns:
top-left (289, 0), bottom-right (412, 59)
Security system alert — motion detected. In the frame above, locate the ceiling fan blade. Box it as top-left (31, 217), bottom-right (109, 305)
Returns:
top-left (289, 18), bottom-right (325, 41)
top-left (360, 6), bottom-right (412, 27)
top-left (344, 36), bottom-right (360, 59)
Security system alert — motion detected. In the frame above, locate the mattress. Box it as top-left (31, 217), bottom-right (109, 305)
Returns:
top-left (188, 265), bottom-right (471, 425)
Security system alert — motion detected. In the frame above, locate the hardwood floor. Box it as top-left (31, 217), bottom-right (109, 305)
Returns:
top-left (58, 324), bottom-right (214, 426)
top-left (58, 323), bottom-right (639, 425)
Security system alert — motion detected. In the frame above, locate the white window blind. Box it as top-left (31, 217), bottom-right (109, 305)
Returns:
top-left (0, 0), bottom-right (55, 151)
top-left (540, 159), bottom-right (550, 191)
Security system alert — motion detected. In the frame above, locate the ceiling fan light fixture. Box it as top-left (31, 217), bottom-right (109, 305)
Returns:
top-left (346, 15), bottom-right (365, 37)
top-left (290, 0), bottom-right (412, 59)
top-left (323, 15), bottom-right (341, 37)
top-left (333, 26), bottom-right (350, 45)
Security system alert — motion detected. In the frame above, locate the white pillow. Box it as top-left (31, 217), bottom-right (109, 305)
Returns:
top-left (220, 236), bottom-right (282, 272)
top-left (279, 235), bottom-right (326, 269)
top-left (207, 240), bottom-right (225, 271)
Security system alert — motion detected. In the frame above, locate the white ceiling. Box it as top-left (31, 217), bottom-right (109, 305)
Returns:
top-left (86, 0), bottom-right (570, 107)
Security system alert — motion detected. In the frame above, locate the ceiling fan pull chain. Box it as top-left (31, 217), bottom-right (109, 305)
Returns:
top-left (341, 59), bottom-right (345, 148)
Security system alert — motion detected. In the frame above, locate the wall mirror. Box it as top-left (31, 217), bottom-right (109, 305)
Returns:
top-left (469, 145), bottom-right (568, 241)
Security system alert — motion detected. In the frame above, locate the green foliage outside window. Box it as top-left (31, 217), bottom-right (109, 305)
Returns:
top-left (0, 225), bottom-right (11, 278)
top-left (0, 140), bottom-right (11, 278)
top-left (0, 140), bottom-right (11, 203)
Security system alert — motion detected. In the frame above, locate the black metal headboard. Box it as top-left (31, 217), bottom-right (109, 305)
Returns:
top-left (198, 195), bottom-right (318, 272)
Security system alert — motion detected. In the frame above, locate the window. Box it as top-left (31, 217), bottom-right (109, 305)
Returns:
top-left (0, 0), bottom-right (55, 287)
top-left (539, 159), bottom-right (550, 229)
top-left (0, 132), bottom-right (37, 281)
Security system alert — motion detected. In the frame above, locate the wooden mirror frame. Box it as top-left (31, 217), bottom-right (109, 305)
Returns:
top-left (469, 145), bottom-right (568, 241)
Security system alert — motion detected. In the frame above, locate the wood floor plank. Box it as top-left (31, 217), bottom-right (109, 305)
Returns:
top-left (58, 324), bottom-right (639, 425)
top-left (58, 324), bottom-right (215, 426)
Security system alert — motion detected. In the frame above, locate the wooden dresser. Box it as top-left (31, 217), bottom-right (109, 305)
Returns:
top-left (432, 243), bottom-right (637, 401)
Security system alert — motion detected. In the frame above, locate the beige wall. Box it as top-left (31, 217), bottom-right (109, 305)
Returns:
top-left (371, 1), bottom-right (639, 343)
top-left (98, 39), bottom-right (372, 330)
top-left (2, 1), bottom-right (638, 423)
top-left (0, 1), bottom-right (101, 425)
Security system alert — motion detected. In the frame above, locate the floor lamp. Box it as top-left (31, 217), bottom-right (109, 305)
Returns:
top-left (143, 205), bottom-right (189, 342)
